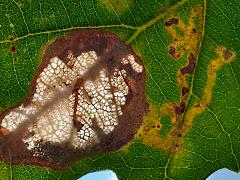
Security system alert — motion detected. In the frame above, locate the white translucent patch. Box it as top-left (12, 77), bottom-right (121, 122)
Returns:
top-left (75, 69), bottom-right (127, 137)
top-left (72, 51), bottom-right (98, 76)
top-left (1, 111), bottom-right (27, 132)
top-left (121, 54), bottom-right (143, 73)
top-left (1, 51), bottom-right (132, 151)
top-left (30, 98), bottom-right (72, 145)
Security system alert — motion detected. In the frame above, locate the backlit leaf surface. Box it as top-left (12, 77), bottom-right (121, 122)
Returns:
top-left (0, 0), bottom-right (239, 179)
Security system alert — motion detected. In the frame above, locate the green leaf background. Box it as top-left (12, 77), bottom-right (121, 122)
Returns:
top-left (0, 0), bottom-right (240, 179)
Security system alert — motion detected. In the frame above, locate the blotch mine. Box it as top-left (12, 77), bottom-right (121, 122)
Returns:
top-left (0, 29), bottom-right (148, 169)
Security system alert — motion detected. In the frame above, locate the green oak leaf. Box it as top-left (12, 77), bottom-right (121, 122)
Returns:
top-left (0, 0), bottom-right (240, 179)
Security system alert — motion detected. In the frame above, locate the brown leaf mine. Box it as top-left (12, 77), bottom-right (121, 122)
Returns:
top-left (0, 29), bottom-right (148, 169)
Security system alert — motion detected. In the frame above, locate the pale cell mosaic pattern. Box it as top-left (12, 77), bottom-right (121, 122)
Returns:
top-left (1, 50), bottom-right (143, 152)
top-left (121, 54), bottom-right (143, 73)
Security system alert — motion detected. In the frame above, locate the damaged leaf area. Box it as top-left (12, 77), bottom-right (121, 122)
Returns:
top-left (0, 29), bottom-right (148, 169)
top-left (135, 4), bottom-right (237, 156)
top-left (137, 46), bottom-right (236, 153)
top-left (136, 6), bottom-right (205, 153)
top-left (0, 0), bottom-right (240, 179)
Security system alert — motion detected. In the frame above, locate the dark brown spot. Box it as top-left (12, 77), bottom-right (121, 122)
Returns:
top-left (73, 120), bottom-right (84, 132)
top-left (168, 46), bottom-right (176, 57)
top-left (194, 103), bottom-right (201, 108)
top-left (223, 49), bottom-right (233, 60)
top-left (10, 46), bottom-right (16, 53)
top-left (180, 53), bottom-right (195, 74)
top-left (165, 18), bottom-right (179, 26)
top-left (181, 86), bottom-right (189, 96)
top-left (9, 37), bottom-right (14, 41)
top-left (175, 102), bottom-right (185, 115)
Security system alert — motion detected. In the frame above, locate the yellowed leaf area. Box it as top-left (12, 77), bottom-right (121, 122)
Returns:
top-left (121, 6), bottom-right (238, 154)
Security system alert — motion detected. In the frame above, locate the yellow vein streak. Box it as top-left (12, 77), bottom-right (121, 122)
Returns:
top-left (126, 0), bottom-right (189, 45)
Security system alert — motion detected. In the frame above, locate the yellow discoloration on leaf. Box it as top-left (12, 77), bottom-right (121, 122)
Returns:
top-left (134, 7), bottom-right (207, 154)
top-left (135, 104), bottom-right (181, 153)
top-left (160, 103), bottom-right (174, 116)
top-left (160, 103), bottom-right (177, 125)
top-left (176, 70), bottom-right (188, 90)
top-left (136, 105), bottom-right (161, 135)
top-left (139, 46), bottom-right (236, 154)
top-left (166, 6), bottom-right (204, 60)
top-left (119, 142), bottom-right (131, 152)
top-left (136, 44), bottom-right (236, 153)
top-left (182, 46), bottom-right (236, 134)
top-left (122, 106), bottom-right (161, 152)
top-left (135, 105), bottom-right (160, 138)
top-left (101, 0), bottom-right (131, 15)
top-left (163, 8), bottom-right (205, 136)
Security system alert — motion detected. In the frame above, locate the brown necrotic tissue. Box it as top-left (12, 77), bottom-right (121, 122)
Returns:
top-left (0, 29), bottom-right (148, 169)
